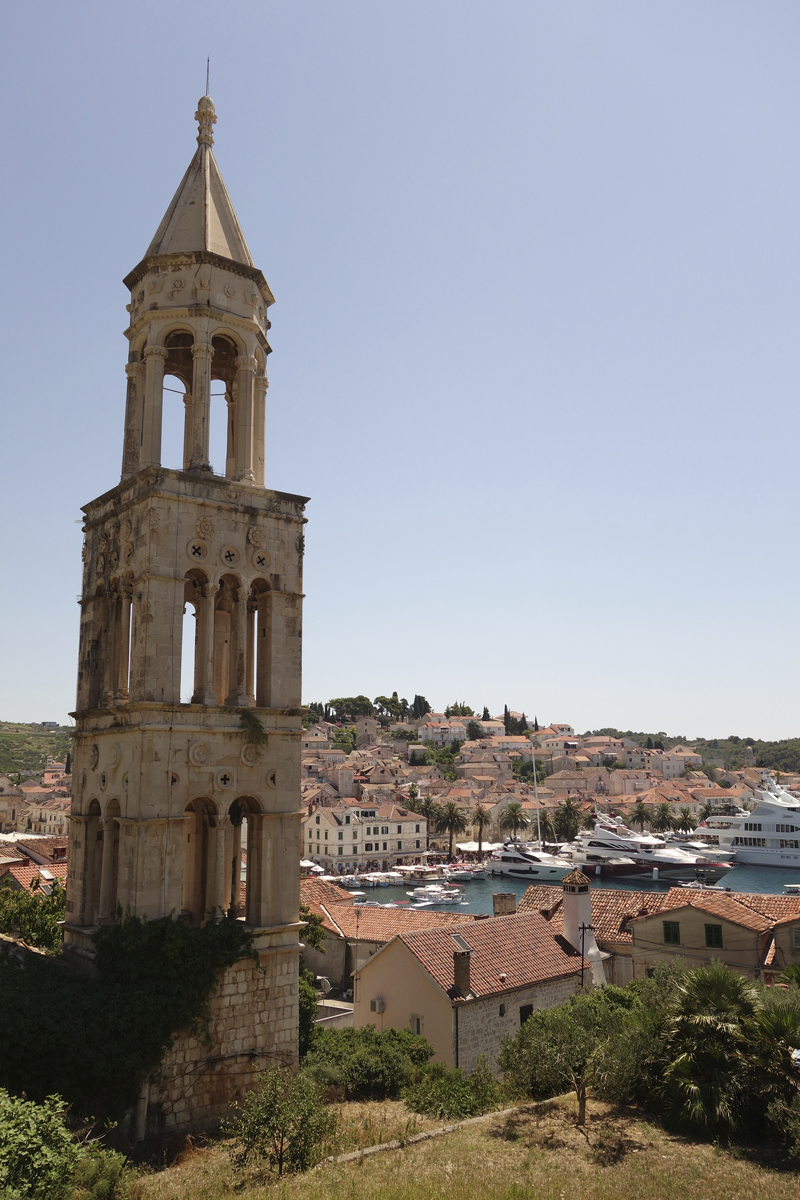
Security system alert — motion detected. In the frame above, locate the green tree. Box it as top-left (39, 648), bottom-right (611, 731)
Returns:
top-left (631, 801), bottom-right (649, 831)
top-left (677, 807), bottom-right (693, 832)
top-left (553, 797), bottom-right (581, 842)
top-left (498, 991), bottom-right (625, 1125)
top-left (481, 707), bottom-right (490, 722)
top-left (472, 804), bottom-right (491, 855)
top-left (466, 720), bottom-right (483, 741)
top-left (412, 695), bottom-right (431, 720)
top-left (699, 802), bottom-right (713, 822)
top-left (436, 802), bottom-right (469, 858)
top-left (646, 736), bottom-right (653, 749)
top-left (499, 802), bottom-right (529, 840)
top-left (0, 878), bottom-right (65, 953)
top-left (651, 803), bottom-right (676, 833)
top-left (418, 798), bottom-right (444, 850)
top-left (224, 1066), bottom-right (336, 1177)
top-left (657, 961), bottom-right (761, 1136)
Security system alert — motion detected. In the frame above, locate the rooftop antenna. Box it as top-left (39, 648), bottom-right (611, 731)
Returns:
top-left (206, 57), bottom-right (210, 95)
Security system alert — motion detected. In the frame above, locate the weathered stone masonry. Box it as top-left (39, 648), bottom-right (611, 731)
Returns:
top-left (64, 94), bottom-right (305, 1132)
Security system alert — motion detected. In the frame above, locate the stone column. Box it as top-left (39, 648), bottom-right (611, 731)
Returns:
top-left (225, 587), bottom-right (250, 707)
top-left (246, 600), bottom-right (256, 705)
top-left (245, 814), bottom-right (263, 927)
top-left (101, 594), bottom-right (118, 708)
top-left (141, 347), bottom-right (168, 467)
top-left (207, 821), bottom-right (227, 919)
top-left (233, 355), bottom-right (257, 482)
top-left (194, 581), bottom-right (218, 705)
top-left (114, 591), bottom-right (131, 702)
top-left (121, 361), bottom-right (145, 478)
top-left (253, 375), bottom-right (268, 487)
top-left (255, 590), bottom-right (272, 707)
top-left (181, 389), bottom-right (193, 470)
top-left (188, 341), bottom-right (213, 470)
top-left (97, 818), bottom-right (117, 922)
top-left (225, 387), bottom-right (235, 478)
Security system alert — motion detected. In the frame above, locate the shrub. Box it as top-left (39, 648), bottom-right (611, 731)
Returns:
top-left (69, 1145), bottom-right (132, 1200)
top-left (298, 968), bottom-right (319, 1058)
top-left (304, 1026), bottom-right (434, 1100)
top-left (0, 1090), bottom-right (79, 1200)
top-left (223, 1067), bottom-right (336, 1177)
top-left (404, 1057), bottom-right (502, 1121)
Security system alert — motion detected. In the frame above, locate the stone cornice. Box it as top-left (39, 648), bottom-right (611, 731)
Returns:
top-left (123, 250), bottom-right (275, 306)
top-left (124, 304), bottom-right (271, 356)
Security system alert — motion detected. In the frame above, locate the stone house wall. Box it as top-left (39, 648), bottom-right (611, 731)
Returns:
top-left (454, 973), bottom-right (583, 1075)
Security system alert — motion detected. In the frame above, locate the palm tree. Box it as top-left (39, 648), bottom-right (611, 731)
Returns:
top-left (436, 802), bottom-right (470, 859)
top-left (678, 806), bottom-right (693, 832)
top-left (658, 961), bottom-right (761, 1135)
top-left (631, 801), bottom-right (649, 831)
top-left (418, 798), bottom-right (444, 851)
top-left (651, 803), bottom-right (676, 834)
top-left (499, 802), bottom-right (529, 841)
top-left (553, 797), bottom-right (581, 842)
top-left (539, 809), bottom-right (557, 844)
top-left (699, 802), bottom-right (713, 823)
top-left (580, 808), bottom-right (596, 831)
top-left (472, 804), bottom-right (491, 855)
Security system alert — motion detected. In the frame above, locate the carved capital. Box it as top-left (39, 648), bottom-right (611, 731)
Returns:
top-left (191, 342), bottom-right (214, 361)
top-left (125, 361), bottom-right (146, 380)
top-left (234, 355), bottom-right (258, 373)
top-left (144, 346), bottom-right (168, 363)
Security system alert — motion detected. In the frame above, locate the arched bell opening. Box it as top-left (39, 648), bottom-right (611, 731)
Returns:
top-left (181, 571), bottom-right (206, 704)
top-left (210, 336), bottom-right (238, 477)
top-left (226, 796), bottom-right (263, 923)
top-left (181, 797), bottom-right (218, 923)
top-left (162, 332), bottom-right (194, 470)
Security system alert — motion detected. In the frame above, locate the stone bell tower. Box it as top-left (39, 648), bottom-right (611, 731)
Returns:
top-left (65, 95), bottom-right (306, 1131)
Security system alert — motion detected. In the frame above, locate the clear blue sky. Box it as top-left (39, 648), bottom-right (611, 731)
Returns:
top-left (1, 2), bottom-right (799, 738)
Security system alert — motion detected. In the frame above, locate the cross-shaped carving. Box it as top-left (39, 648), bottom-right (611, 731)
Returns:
top-left (191, 543), bottom-right (203, 557)
top-left (220, 773), bottom-right (231, 786)
top-left (224, 550), bottom-right (236, 563)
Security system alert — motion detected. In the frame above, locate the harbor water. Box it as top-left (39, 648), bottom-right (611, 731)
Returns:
top-left (347, 862), bottom-right (800, 917)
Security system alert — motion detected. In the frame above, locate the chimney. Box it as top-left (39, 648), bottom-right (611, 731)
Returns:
top-left (453, 950), bottom-right (471, 997)
top-left (561, 867), bottom-right (605, 986)
top-left (493, 892), bottom-right (517, 916)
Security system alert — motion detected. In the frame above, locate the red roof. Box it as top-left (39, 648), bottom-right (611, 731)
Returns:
top-left (519, 884), bottom-right (666, 945)
top-left (394, 912), bottom-right (585, 1002)
top-left (323, 902), bottom-right (474, 942)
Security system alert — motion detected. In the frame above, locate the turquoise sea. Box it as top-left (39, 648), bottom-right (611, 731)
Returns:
top-left (350, 862), bottom-right (800, 916)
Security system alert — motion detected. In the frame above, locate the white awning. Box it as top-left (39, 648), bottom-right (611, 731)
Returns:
top-left (456, 841), bottom-right (503, 853)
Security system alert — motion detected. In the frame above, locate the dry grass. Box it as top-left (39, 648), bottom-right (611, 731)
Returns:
top-left (131, 1096), bottom-right (799, 1200)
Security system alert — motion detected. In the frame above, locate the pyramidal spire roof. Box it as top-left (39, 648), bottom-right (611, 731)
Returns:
top-left (145, 95), bottom-right (254, 266)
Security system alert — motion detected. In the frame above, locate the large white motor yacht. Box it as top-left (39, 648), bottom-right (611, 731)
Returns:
top-left (489, 840), bottom-right (574, 880)
top-left (567, 818), bottom-right (731, 881)
top-left (703, 775), bottom-right (800, 868)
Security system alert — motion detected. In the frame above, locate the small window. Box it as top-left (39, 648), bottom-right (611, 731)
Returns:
top-left (791, 928), bottom-right (800, 951)
top-left (416, 824), bottom-right (420, 833)
top-left (338, 832), bottom-right (343, 841)
top-left (499, 1003), bottom-right (506, 1016)
top-left (346, 815), bottom-right (350, 825)
top-left (382, 826), bottom-right (388, 835)
top-left (519, 1004), bottom-right (533, 1025)
top-left (416, 840), bottom-right (420, 848)
top-left (365, 842), bottom-right (372, 851)
top-left (353, 832), bottom-right (358, 840)
top-left (324, 831), bottom-right (328, 840)
top-left (705, 924), bottom-right (723, 949)
top-left (338, 847), bottom-right (343, 856)
top-left (315, 815), bottom-right (320, 824)
top-left (382, 842), bottom-right (387, 851)
top-left (410, 1014), bottom-right (423, 1035)
top-left (663, 921), bottom-right (681, 946)
top-left (397, 841), bottom-right (402, 849)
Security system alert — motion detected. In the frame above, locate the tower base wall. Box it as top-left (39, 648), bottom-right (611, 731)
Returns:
top-left (145, 934), bottom-right (299, 1135)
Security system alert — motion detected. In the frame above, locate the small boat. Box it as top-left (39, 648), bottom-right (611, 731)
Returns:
top-left (407, 884), bottom-right (466, 903)
top-left (339, 876), bottom-right (365, 889)
top-left (676, 880), bottom-right (732, 892)
top-left (784, 882), bottom-right (800, 894)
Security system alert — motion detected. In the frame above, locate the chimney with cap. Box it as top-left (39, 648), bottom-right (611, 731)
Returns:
top-left (453, 949), bottom-right (471, 997)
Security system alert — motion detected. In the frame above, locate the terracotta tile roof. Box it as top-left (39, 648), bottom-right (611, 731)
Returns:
top-left (323, 902), bottom-right (474, 942)
top-left (519, 884), bottom-right (666, 946)
top-left (0, 861), bottom-right (68, 891)
top-left (717, 892), bottom-right (800, 923)
top-left (16, 837), bottom-right (68, 864)
top-left (395, 912), bottom-right (585, 1002)
top-left (658, 889), bottom-right (773, 932)
top-left (300, 877), bottom-right (354, 912)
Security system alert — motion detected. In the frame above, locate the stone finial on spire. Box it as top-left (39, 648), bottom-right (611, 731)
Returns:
top-left (195, 95), bottom-right (217, 147)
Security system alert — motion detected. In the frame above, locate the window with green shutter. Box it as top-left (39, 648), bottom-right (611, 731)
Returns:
top-left (705, 924), bottom-right (723, 949)
top-left (663, 921), bottom-right (681, 945)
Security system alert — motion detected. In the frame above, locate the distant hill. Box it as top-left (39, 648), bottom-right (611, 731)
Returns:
top-left (591, 727), bottom-right (800, 774)
top-left (0, 722), bottom-right (72, 776)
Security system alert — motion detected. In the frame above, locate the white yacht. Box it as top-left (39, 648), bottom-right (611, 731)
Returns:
top-left (489, 840), bottom-right (574, 881)
top-left (703, 776), bottom-right (800, 868)
top-left (567, 819), bottom-right (730, 881)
